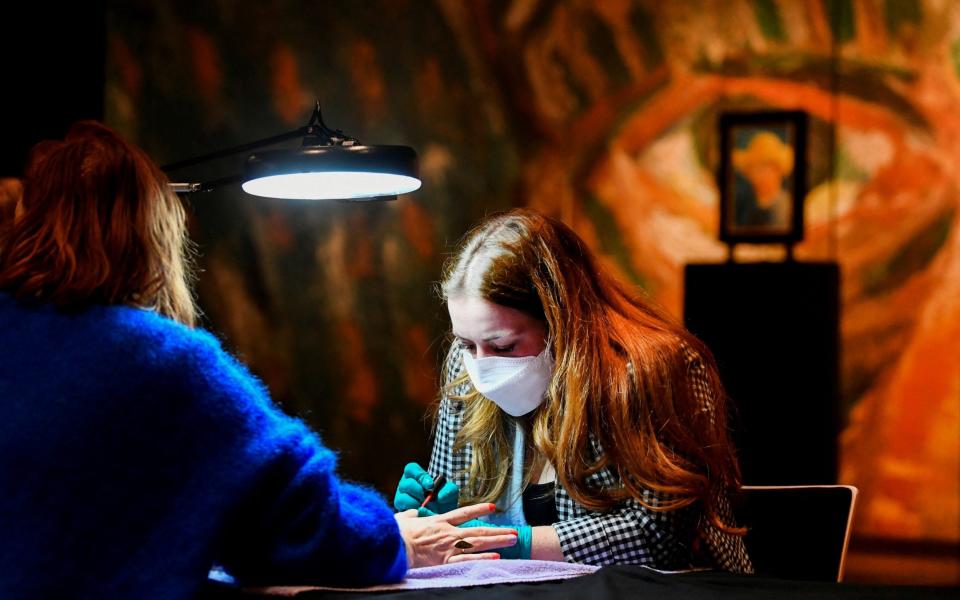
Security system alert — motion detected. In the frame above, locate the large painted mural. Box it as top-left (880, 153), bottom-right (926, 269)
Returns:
top-left (107, 0), bottom-right (958, 550)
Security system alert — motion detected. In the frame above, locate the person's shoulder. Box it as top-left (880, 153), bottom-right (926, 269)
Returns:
top-left (677, 339), bottom-right (704, 366)
top-left (0, 296), bottom-right (218, 358)
top-left (104, 306), bottom-right (270, 404)
top-left (100, 305), bottom-right (224, 358)
top-left (91, 306), bottom-right (250, 382)
top-left (636, 332), bottom-right (703, 368)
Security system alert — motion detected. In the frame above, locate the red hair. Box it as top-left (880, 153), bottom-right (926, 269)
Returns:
top-left (0, 121), bottom-right (196, 325)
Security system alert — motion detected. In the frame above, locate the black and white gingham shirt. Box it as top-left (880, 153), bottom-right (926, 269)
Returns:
top-left (428, 344), bottom-right (753, 572)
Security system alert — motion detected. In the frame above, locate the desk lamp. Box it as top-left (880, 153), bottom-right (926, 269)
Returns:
top-left (163, 100), bottom-right (421, 201)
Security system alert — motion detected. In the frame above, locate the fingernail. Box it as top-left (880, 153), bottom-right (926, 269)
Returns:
top-left (487, 503), bottom-right (496, 511)
top-left (493, 554), bottom-right (500, 559)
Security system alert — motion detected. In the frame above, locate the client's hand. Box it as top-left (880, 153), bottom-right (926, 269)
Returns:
top-left (393, 462), bottom-right (459, 514)
top-left (452, 517), bottom-right (533, 560)
top-left (395, 503), bottom-right (518, 568)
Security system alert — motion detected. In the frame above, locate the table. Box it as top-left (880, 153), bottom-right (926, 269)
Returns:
top-left (203, 566), bottom-right (958, 600)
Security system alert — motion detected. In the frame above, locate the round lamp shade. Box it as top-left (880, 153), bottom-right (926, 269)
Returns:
top-left (241, 145), bottom-right (421, 200)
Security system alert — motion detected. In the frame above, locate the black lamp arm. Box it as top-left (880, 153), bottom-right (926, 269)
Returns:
top-left (161, 102), bottom-right (360, 178)
top-left (168, 173), bottom-right (246, 194)
top-left (161, 126), bottom-right (311, 173)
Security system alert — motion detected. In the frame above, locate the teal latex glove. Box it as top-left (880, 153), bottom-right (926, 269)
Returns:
top-left (393, 462), bottom-right (459, 513)
top-left (449, 514), bottom-right (532, 560)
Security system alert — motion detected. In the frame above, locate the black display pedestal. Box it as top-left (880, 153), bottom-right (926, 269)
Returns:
top-left (683, 262), bottom-right (840, 485)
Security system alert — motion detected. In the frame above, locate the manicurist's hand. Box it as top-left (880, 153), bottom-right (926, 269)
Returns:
top-left (394, 503), bottom-right (518, 567)
top-left (393, 462), bottom-right (459, 513)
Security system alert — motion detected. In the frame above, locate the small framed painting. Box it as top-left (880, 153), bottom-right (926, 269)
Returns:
top-left (718, 111), bottom-right (807, 244)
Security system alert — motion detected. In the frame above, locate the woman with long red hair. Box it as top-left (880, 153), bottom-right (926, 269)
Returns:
top-left (395, 208), bottom-right (752, 571)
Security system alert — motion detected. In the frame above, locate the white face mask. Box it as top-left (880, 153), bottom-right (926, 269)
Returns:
top-left (462, 347), bottom-right (554, 417)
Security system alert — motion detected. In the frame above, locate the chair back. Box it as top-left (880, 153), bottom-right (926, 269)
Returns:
top-left (740, 484), bottom-right (858, 582)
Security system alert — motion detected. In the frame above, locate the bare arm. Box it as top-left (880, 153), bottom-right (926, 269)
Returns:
top-left (531, 526), bottom-right (565, 561)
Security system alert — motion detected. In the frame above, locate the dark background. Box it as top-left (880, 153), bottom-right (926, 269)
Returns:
top-left (1, 3), bottom-right (106, 177)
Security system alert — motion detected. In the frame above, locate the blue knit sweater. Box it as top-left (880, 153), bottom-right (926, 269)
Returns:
top-left (0, 294), bottom-right (406, 598)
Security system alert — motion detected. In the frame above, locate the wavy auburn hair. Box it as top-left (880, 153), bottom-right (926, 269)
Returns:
top-left (0, 121), bottom-right (196, 325)
top-left (440, 209), bottom-right (743, 533)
